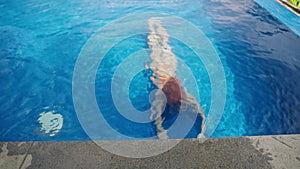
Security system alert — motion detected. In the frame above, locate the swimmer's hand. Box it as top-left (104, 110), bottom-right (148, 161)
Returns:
top-left (197, 133), bottom-right (205, 139)
top-left (158, 131), bottom-right (168, 140)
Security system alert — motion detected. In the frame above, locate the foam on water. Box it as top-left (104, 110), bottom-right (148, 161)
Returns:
top-left (37, 110), bottom-right (63, 137)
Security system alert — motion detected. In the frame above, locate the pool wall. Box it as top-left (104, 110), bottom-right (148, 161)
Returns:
top-left (253, 0), bottom-right (300, 36)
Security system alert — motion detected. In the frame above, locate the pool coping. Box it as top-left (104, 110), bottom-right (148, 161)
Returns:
top-left (277, 0), bottom-right (300, 16)
top-left (0, 134), bottom-right (299, 169)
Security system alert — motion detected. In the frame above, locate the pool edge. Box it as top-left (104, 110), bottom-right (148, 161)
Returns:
top-left (1, 134), bottom-right (299, 168)
top-left (253, 0), bottom-right (300, 37)
top-left (277, 0), bottom-right (300, 16)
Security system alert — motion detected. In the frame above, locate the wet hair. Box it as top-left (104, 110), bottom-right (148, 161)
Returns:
top-left (162, 77), bottom-right (183, 105)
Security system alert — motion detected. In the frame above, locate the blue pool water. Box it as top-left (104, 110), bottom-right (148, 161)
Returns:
top-left (0, 0), bottom-right (299, 141)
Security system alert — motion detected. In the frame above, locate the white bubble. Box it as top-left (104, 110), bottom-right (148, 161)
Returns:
top-left (38, 110), bottom-right (63, 137)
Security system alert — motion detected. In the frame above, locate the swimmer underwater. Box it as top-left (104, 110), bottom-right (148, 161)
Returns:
top-left (146, 18), bottom-right (206, 139)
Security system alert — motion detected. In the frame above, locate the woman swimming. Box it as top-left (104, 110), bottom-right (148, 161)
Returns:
top-left (146, 18), bottom-right (206, 139)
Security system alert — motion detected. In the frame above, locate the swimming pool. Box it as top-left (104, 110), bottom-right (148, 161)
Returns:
top-left (0, 0), bottom-right (299, 141)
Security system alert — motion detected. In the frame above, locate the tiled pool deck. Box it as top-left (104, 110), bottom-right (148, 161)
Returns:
top-left (1, 134), bottom-right (299, 169)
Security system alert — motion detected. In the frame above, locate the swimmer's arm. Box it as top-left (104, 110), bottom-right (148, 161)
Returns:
top-left (155, 117), bottom-right (168, 139)
top-left (197, 110), bottom-right (206, 139)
